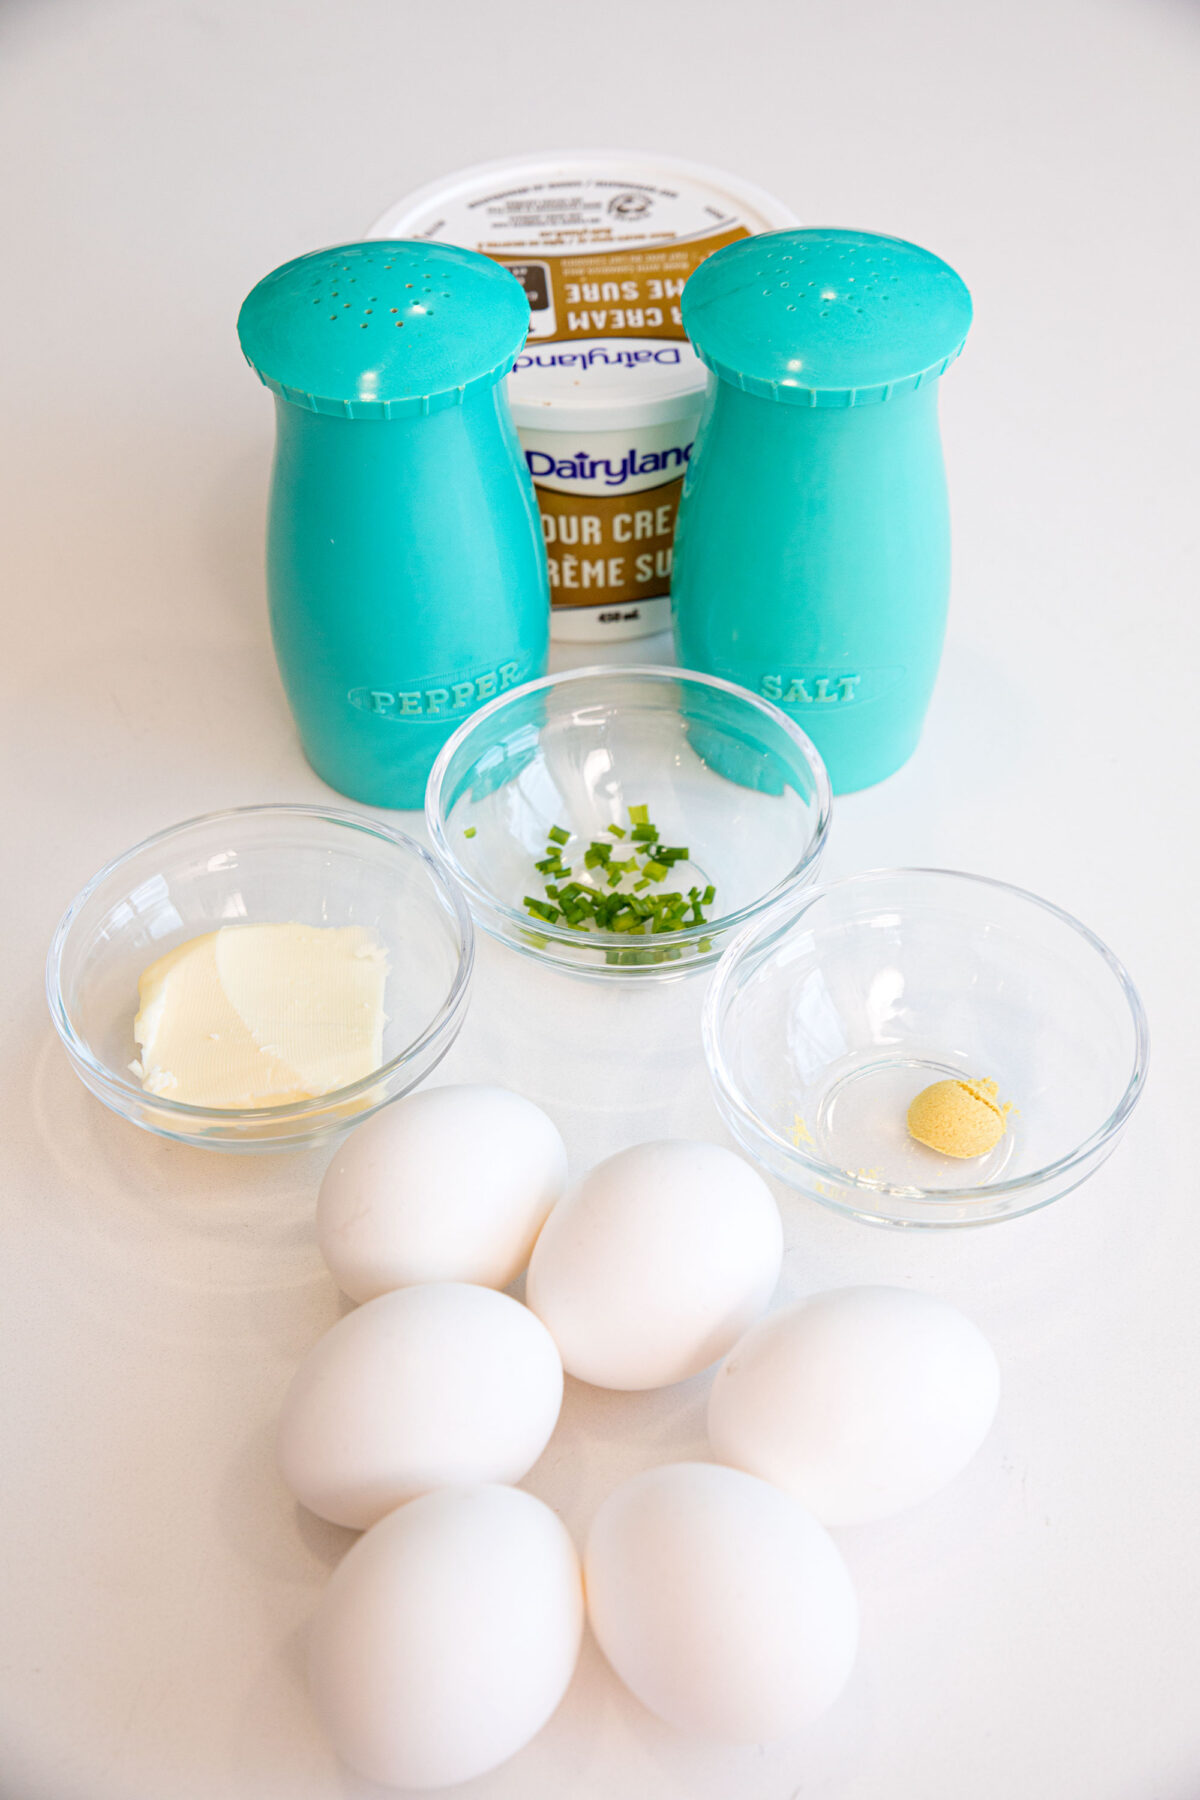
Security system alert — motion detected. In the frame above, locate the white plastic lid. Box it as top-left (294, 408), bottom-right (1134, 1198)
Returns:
top-left (368, 151), bottom-right (797, 433)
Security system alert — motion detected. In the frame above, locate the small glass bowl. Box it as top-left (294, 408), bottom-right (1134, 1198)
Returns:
top-left (704, 869), bottom-right (1149, 1226)
top-left (46, 805), bottom-right (474, 1152)
top-left (425, 665), bottom-right (832, 981)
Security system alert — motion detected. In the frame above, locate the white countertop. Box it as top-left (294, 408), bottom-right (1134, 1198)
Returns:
top-left (1, 2), bottom-right (1197, 1796)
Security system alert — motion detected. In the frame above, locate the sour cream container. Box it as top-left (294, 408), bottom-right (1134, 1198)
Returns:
top-left (369, 153), bottom-right (796, 641)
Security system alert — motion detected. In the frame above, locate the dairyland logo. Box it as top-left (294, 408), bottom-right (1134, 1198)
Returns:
top-left (513, 345), bottom-right (683, 374)
top-left (526, 442), bottom-right (692, 488)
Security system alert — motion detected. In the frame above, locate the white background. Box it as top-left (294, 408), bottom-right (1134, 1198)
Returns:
top-left (1, 1), bottom-right (1197, 1796)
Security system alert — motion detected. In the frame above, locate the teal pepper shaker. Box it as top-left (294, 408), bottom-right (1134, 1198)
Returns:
top-left (237, 241), bottom-right (550, 809)
top-left (672, 229), bottom-right (972, 793)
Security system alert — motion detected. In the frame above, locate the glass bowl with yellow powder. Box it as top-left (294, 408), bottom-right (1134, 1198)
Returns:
top-left (703, 869), bottom-right (1148, 1226)
top-left (46, 805), bottom-right (474, 1151)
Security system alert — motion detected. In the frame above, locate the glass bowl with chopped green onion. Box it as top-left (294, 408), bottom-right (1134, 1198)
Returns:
top-left (425, 666), bottom-right (832, 980)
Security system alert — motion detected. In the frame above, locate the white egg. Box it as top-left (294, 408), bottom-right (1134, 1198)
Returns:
top-left (526, 1140), bottom-right (782, 1390)
top-left (277, 1283), bottom-right (563, 1529)
top-left (585, 1462), bottom-right (857, 1741)
top-left (311, 1484), bottom-right (584, 1789)
top-left (708, 1286), bottom-right (1001, 1526)
top-left (317, 1084), bottom-right (568, 1301)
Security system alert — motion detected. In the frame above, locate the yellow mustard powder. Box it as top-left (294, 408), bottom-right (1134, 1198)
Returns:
top-left (790, 1113), bottom-right (816, 1148)
top-left (907, 1077), bottom-right (1011, 1159)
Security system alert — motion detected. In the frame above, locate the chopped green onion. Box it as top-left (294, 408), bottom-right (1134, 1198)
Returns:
top-left (527, 804), bottom-right (716, 947)
top-left (523, 897), bottom-right (560, 923)
top-left (463, 826), bottom-right (477, 839)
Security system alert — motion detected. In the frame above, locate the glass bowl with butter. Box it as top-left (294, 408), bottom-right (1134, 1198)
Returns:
top-left (426, 665), bottom-right (832, 981)
top-left (704, 869), bottom-right (1149, 1226)
top-left (46, 805), bottom-right (474, 1151)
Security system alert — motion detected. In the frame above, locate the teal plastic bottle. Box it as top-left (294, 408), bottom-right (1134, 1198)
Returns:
top-left (673, 229), bottom-right (972, 793)
top-left (237, 241), bottom-right (550, 808)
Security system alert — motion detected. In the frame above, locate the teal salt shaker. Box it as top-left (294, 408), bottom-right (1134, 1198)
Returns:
top-left (237, 242), bottom-right (550, 808)
top-left (672, 229), bottom-right (972, 793)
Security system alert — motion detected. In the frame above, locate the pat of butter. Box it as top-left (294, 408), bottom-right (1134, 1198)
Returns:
top-left (132, 923), bottom-right (388, 1109)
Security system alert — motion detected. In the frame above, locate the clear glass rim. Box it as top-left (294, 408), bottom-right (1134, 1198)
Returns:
top-left (424, 663), bottom-right (834, 953)
top-left (703, 865), bottom-right (1151, 1205)
top-left (45, 802), bottom-right (476, 1125)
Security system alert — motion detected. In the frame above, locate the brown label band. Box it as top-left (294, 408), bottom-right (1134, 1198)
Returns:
top-left (499, 227), bottom-right (748, 344)
top-left (536, 476), bottom-right (684, 610)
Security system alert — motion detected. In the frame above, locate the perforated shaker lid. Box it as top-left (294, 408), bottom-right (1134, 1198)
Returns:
top-left (681, 228), bottom-right (972, 408)
top-left (236, 240), bottom-right (531, 418)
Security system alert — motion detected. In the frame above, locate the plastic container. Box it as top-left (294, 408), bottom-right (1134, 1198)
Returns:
top-left (237, 241), bottom-right (550, 809)
top-left (673, 229), bottom-right (972, 792)
top-left (369, 153), bottom-right (796, 642)
top-left (46, 806), bottom-right (475, 1152)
